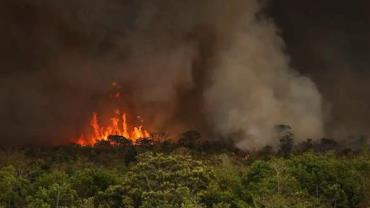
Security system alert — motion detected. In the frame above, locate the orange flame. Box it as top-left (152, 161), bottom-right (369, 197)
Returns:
top-left (77, 110), bottom-right (150, 146)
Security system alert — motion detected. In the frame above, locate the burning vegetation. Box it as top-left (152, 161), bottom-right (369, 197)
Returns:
top-left (76, 110), bottom-right (150, 146)
top-left (0, 0), bottom-right (370, 207)
top-left (76, 82), bottom-right (151, 146)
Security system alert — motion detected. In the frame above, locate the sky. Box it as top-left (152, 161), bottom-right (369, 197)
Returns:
top-left (269, 0), bottom-right (370, 137)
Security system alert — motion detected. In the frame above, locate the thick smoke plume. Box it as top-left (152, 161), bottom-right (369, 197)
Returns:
top-left (270, 0), bottom-right (370, 142)
top-left (0, 0), bottom-right (324, 148)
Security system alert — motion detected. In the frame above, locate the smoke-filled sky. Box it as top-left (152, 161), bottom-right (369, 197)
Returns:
top-left (268, 1), bottom-right (370, 139)
top-left (0, 0), bottom-right (369, 147)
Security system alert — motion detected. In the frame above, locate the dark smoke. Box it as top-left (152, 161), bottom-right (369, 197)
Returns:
top-left (3, 0), bottom-right (366, 148)
top-left (268, 0), bottom-right (370, 141)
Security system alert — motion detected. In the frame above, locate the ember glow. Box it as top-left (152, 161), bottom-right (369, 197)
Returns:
top-left (77, 110), bottom-right (150, 146)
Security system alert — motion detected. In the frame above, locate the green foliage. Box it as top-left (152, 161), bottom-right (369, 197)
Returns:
top-left (0, 147), bottom-right (369, 208)
top-left (201, 155), bottom-right (249, 208)
top-left (71, 168), bottom-right (119, 198)
top-left (244, 158), bottom-right (317, 208)
top-left (114, 153), bottom-right (213, 207)
top-left (27, 171), bottom-right (79, 207)
top-left (0, 166), bottom-right (29, 208)
top-left (289, 152), bottom-right (370, 208)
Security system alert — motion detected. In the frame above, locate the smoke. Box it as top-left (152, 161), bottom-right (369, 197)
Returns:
top-left (269, 0), bottom-right (370, 142)
top-left (202, 1), bottom-right (324, 149)
top-left (0, 0), bottom-right (324, 148)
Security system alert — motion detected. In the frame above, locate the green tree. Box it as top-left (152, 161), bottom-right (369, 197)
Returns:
top-left (243, 158), bottom-right (317, 208)
top-left (103, 152), bottom-right (213, 208)
top-left (27, 171), bottom-right (78, 208)
top-left (201, 155), bottom-right (249, 208)
top-left (71, 168), bottom-right (119, 199)
top-left (0, 166), bottom-right (29, 208)
top-left (289, 152), bottom-right (367, 207)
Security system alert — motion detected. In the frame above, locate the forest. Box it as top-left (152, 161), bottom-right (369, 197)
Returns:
top-left (0, 129), bottom-right (369, 208)
top-left (1, 0), bottom-right (370, 207)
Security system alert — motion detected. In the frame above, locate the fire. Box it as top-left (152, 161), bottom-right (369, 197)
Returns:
top-left (76, 81), bottom-right (151, 146)
top-left (77, 110), bottom-right (150, 146)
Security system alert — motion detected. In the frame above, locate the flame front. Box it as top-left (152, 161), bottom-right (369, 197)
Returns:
top-left (77, 110), bottom-right (150, 146)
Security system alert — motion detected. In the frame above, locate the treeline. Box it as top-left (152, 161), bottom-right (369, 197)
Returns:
top-left (0, 129), bottom-right (369, 208)
top-left (82, 128), bottom-right (370, 158)
top-left (0, 147), bottom-right (369, 207)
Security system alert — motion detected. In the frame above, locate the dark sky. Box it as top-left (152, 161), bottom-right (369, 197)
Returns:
top-left (0, 0), bottom-right (370, 144)
top-left (268, 0), bottom-right (370, 136)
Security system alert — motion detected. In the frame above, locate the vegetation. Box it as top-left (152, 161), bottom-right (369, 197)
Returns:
top-left (0, 133), bottom-right (369, 208)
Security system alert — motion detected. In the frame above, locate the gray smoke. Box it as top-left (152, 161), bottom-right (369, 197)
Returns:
top-left (0, 0), bottom-right (324, 148)
top-left (203, 1), bottom-right (325, 149)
